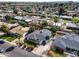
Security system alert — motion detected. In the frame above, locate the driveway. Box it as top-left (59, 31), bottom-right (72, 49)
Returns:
top-left (32, 40), bottom-right (53, 57)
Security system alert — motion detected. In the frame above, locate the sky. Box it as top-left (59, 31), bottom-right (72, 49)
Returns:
top-left (0, 0), bottom-right (79, 2)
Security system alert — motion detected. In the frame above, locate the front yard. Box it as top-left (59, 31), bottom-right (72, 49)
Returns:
top-left (24, 40), bottom-right (38, 47)
top-left (47, 46), bottom-right (67, 57)
top-left (48, 50), bottom-right (67, 57)
top-left (0, 35), bottom-right (16, 42)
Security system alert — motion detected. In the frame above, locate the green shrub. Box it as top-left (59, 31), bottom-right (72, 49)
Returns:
top-left (25, 40), bottom-right (37, 46)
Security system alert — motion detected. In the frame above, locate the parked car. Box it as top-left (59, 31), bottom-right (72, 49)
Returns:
top-left (68, 54), bottom-right (77, 57)
top-left (5, 46), bottom-right (16, 52)
top-left (0, 48), bottom-right (5, 53)
top-left (26, 47), bottom-right (33, 52)
top-left (0, 40), bottom-right (5, 44)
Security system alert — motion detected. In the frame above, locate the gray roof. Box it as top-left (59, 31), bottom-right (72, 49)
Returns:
top-left (32, 19), bottom-right (47, 24)
top-left (26, 29), bottom-right (51, 44)
top-left (66, 23), bottom-right (79, 28)
top-left (60, 16), bottom-right (72, 19)
top-left (14, 16), bottom-right (30, 20)
top-left (55, 33), bottom-right (79, 51)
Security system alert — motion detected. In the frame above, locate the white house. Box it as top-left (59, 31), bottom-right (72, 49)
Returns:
top-left (60, 15), bottom-right (72, 20)
top-left (66, 22), bottom-right (79, 30)
top-left (14, 16), bottom-right (32, 22)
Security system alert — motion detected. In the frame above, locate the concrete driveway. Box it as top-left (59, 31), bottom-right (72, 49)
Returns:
top-left (32, 40), bottom-right (53, 57)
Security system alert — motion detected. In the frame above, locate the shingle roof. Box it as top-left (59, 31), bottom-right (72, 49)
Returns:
top-left (55, 33), bottom-right (79, 51)
top-left (26, 29), bottom-right (51, 44)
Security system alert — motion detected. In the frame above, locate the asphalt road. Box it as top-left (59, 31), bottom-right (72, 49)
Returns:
top-left (0, 40), bottom-right (40, 57)
top-left (2, 47), bottom-right (40, 57)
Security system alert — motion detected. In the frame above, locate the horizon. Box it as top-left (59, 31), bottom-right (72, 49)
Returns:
top-left (0, 0), bottom-right (79, 2)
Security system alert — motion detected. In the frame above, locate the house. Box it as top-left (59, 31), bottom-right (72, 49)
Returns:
top-left (32, 19), bottom-right (47, 24)
top-left (25, 29), bottom-right (52, 45)
top-left (0, 13), bottom-right (7, 21)
top-left (59, 15), bottom-right (72, 20)
top-left (66, 22), bottom-right (79, 30)
top-left (52, 22), bottom-right (63, 27)
top-left (25, 19), bottom-right (32, 23)
top-left (4, 10), bottom-right (13, 13)
top-left (54, 33), bottom-right (79, 56)
top-left (47, 19), bottom-right (63, 27)
top-left (8, 23), bottom-right (19, 29)
top-left (14, 16), bottom-right (32, 22)
top-left (0, 31), bottom-right (5, 36)
top-left (66, 11), bottom-right (76, 16)
top-left (75, 7), bottom-right (79, 14)
top-left (14, 16), bottom-right (24, 20)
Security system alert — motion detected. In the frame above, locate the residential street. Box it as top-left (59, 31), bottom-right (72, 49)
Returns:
top-left (0, 40), bottom-right (40, 57)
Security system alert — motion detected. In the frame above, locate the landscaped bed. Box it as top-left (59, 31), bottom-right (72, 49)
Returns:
top-left (47, 50), bottom-right (67, 57)
top-left (0, 35), bottom-right (16, 42)
top-left (24, 40), bottom-right (38, 47)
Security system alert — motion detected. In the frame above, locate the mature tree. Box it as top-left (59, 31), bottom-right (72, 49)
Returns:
top-left (0, 25), bottom-right (9, 32)
top-left (53, 16), bottom-right (59, 23)
top-left (49, 26), bottom-right (60, 33)
top-left (72, 17), bottom-right (79, 24)
top-left (59, 8), bottom-right (65, 15)
top-left (41, 21), bottom-right (48, 27)
top-left (13, 9), bottom-right (18, 14)
top-left (53, 3), bottom-right (58, 7)
top-left (53, 16), bottom-right (59, 26)
top-left (27, 27), bottom-right (34, 34)
top-left (58, 3), bottom-right (65, 15)
top-left (4, 15), bottom-right (12, 23)
top-left (16, 33), bottom-right (22, 46)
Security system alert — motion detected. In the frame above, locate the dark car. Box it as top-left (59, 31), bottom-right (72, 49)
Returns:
top-left (26, 47), bottom-right (33, 52)
top-left (0, 40), bottom-right (5, 44)
top-left (5, 46), bottom-right (16, 52)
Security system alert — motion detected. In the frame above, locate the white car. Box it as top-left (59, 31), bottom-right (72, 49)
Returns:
top-left (0, 48), bottom-right (5, 53)
top-left (67, 54), bottom-right (77, 57)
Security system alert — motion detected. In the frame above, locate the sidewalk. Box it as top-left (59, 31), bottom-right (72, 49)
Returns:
top-left (11, 37), bottom-right (24, 45)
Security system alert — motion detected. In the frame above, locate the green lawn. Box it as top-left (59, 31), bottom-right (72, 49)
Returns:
top-left (0, 35), bottom-right (16, 42)
top-left (63, 20), bottom-right (72, 23)
top-left (24, 40), bottom-right (38, 47)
